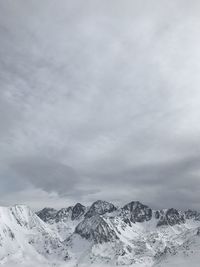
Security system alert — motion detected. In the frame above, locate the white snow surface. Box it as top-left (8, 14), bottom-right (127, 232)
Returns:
top-left (1, 204), bottom-right (200, 266)
top-left (0, 205), bottom-right (68, 266)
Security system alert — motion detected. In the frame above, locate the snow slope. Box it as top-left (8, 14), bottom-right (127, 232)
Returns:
top-left (1, 201), bottom-right (200, 266)
top-left (0, 205), bottom-right (68, 266)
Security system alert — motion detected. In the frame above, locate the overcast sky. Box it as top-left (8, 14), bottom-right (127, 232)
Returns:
top-left (0, 0), bottom-right (200, 210)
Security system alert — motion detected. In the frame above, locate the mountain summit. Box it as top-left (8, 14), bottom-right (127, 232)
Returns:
top-left (1, 201), bottom-right (200, 266)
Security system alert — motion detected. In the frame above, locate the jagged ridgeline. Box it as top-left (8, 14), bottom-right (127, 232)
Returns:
top-left (1, 200), bottom-right (200, 266)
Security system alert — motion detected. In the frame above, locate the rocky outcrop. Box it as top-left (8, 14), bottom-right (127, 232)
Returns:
top-left (75, 215), bottom-right (118, 243)
top-left (85, 200), bottom-right (117, 218)
top-left (38, 203), bottom-right (86, 223)
top-left (71, 203), bottom-right (86, 220)
top-left (156, 208), bottom-right (185, 227)
top-left (122, 201), bottom-right (152, 223)
top-left (36, 207), bottom-right (57, 222)
top-left (185, 209), bottom-right (200, 221)
top-left (54, 207), bottom-right (73, 222)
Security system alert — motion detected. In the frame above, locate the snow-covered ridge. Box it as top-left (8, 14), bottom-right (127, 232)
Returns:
top-left (37, 200), bottom-right (200, 266)
top-left (0, 204), bottom-right (68, 266)
top-left (0, 204), bottom-right (46, 230)
top-left (1, 201), bottom-right (200, 266)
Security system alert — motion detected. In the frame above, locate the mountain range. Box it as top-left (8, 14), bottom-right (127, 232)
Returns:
top-left (1, 200), bottom-right (200, 266)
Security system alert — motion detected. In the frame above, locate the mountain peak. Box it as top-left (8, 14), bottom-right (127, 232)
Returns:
top-left (122, 201), bottom-right (152, 223)
top-left (54, 207), bottom-right (73, 222)
top-left (85, 200), bottom-right (117, 218)
top-left (1, 201), bottom-right (200, 266)
top-left (156, 208), bottom-right (185, 227)
top-left (71, 203), bottom-right (86, 220)
top-left (36, 207), bottom-right (58, 222)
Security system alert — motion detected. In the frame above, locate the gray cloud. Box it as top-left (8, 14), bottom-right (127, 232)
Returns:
top-left (10, 156), bottom-right (80, 194)
top-left (0, 0), bottom-right (200, 210)
top-left (82, 153), bottom-right (200, 208)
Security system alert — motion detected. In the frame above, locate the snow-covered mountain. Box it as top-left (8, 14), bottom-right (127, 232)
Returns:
top-left (0, 205), bottom-right (68, 266)
top-left (1, 200), bottom-right (200, 266)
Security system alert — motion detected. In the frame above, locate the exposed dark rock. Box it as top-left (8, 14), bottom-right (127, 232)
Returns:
top-left (155, 210), bottom-right (160, 219)
top-left (36, 208), bottom-right (57, 222)
top-left (157, 208), bottom-right (185, 227)
top-left (123, 218), bottom-right (132, 227)
top-left (196, 227), bottom-right (200, 236)
top-left (54, 207), bottom-right (73, 222)
top-left (71, 203), bottom-right (86, 220)
top-left (122, 201), bottom-right (152, 223)
top-left (38, 204), bottom-right (86, 223)
top-left (75, 214), bottom-right (118, 243)
top-left (185, 209), bottom-right (200, 221)
top-left (85, 200), bottom-right (117, 218)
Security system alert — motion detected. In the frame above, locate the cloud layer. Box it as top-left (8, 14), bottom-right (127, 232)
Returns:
top-left (1, 0), bottom-right (200, 210)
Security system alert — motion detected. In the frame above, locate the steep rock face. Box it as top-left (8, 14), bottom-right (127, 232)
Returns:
top-left (54, 207), bottom-right (73, 222)
top-left (156, 208), bottom-right (185, 227)
top-left (38, 203), bottom-right (86, 224)
top-left (75, 215), bottom-right (118, 243)
top-left (71, 203), bottom-right (86, 220)
top-left (37, 204), bottom-right (86, 241)
top-left (122, 201), bottom-right (152, 223)
top-left (85, 200), bottom-right (117, 218)
top-left (185, 209), bottom-right (200, 221)
top-left (36, 207), bottom-right (57, 222)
